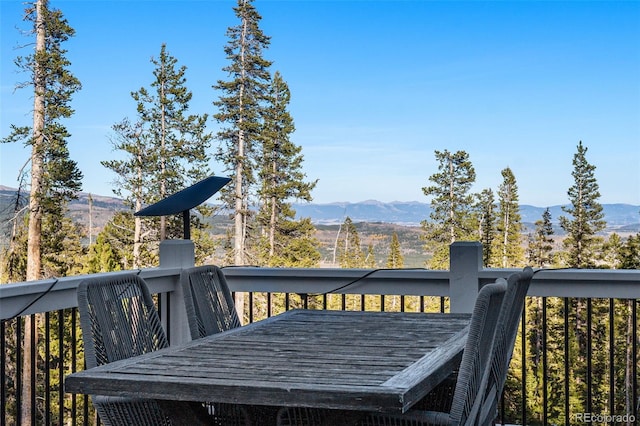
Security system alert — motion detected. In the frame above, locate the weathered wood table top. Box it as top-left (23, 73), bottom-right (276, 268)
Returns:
top-left (66, 309), bottom-right (470, 414)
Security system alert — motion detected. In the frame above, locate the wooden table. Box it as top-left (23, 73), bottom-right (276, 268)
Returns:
top-left (66, 309), bottom-right (470, 422)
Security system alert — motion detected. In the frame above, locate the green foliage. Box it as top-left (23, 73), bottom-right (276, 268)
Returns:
top-left (131, 43), bottom-right (212, 240)
top-left (600, 233), bottom-right (623, 268)
top-left (1, 209), bottom-right (85, 280)
top-left (338, 217), bottom-right (366, 268)
top-left (386, 232), bottom-right (404, 268)
top-left (0, 216), bottom-right (28, 282)
top-left (559, 141), bottom-right (606, 268)
top-left (41, 213), bottom-right (85, 278)
top-left (491, 167), bottom-right (524, 267)
top-left (132, 44), bottom-right (212, 192)
top-left (84, 233), bottom-right (122, 273)
top-left (2, 0), bottom-right (83, 284)
top-left (475, 188), bottom-right (496, 267)
top-left (256, 217), bottom-right (321, 267)
top-left (214, 0), bottom-right (272, 265)
top-left (527, 208), bottom-right (555, 267)
top-left (421, 149), bottom-right (476, 268)
top-left (619, 233), bottom-right (640, 268)
top-left (101, 119), bottom-right (149, 209)
top-left (255, 71), bottom-right (319, 267)
top-left (102, 44), bottom-right (213, 265)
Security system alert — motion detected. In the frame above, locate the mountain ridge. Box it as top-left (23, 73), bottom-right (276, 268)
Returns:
top-left (1, 186), bottom-right (638, 232)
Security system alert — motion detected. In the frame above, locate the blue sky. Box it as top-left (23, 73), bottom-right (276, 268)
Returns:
top-left (1, 0), bottom-right (639, 207)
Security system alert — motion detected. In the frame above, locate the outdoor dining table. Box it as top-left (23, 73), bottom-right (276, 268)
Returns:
top-left (65, 309), bottom-right (471, 424)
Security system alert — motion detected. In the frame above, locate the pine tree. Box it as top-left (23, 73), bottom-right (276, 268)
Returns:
top-left (214, 0), bottom-right (272, 266)
top-left (84, 233), bottom-right (122, 273)
top-left (386, 232), bottom-right (404, 268)
top-left (492, 167), bottom-right (523, 267)
top-left (619, 233), bottom-right (640, 269)
top-left (131, 43), bottom-right (212, 241)
top-left (559, 141), bottom-right (606, 268)
top-left (476, 188), bottom-right (496, 267)
top-left (338, 217), bottom-right (365, 268)
top-left (421, 150), bottom-right (476, 269)
top-left (1, 2), bottom-right (82, 421)
top-left (601, 233), bottom-right (623, 268)
top-left (256, 71), bottom-right (318, 266)
top-left (364, 244), bottom-right (377, 268)
top-left (103, 45), bottom-right (212, 266)
top-left (101, 118), bottom-right (152, 267)
top-left (2, 0), bottom-right (83, 282)
top-left (527, 208), bottom-right (555, 267)
top-left (558, 141), bottom-right (607, 415)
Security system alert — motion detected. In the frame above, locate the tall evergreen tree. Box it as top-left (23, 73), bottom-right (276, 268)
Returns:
top-left (256, 71), bottom-right (318, 265)
top-left (84, 233), bottom-right (122, 273)
top-left (131, 43), bottom-right (212, 241)
top-left (103, 45), bottom-right (211, 267)
top-left (101, 118), bottom-right (152, 267)
top-left (601, 233), bottom-right (623, 268)
top-left (619, 233), bottom-right (640, 269)
top-left (386, 232), bottom-right (404, 268)
top-left (558, 141), bottom-right (607, 415)
top-left (421, 149), bottom-right (476, 269)
top-left (527, 208), bottom-right (555, 267)
top-left (338, 217), bottom-right (365, 268)
top-left (492, 167), bottom-right (523, 267)
top-left (1, 2), bottom-right (82, 422)
top-left (2, 0), bottom-right (82, 279)
top-left (476, 188), bottom-right (496, 267)
top-left (214, 0), bottom-right (272, 266)
top-left (559, 141), bottom-right (606, 268)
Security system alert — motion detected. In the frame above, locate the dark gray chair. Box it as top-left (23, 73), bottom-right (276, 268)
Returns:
top-left (180, 265), bottom-right (256, 425)
top-left (180, 264), bottom-right (241, 339)
top-left (477, 267), bottom-right (534, 425)
top-left (77, 274), bottom-right (173, 426)
top-left (77, 274), bottom-right (244, 425)
top-left (276, 277), bottom-right (509, 426)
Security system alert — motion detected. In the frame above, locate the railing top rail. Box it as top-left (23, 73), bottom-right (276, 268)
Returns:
top-left (1, 266), bottom-right (638, 321)
top-left (0, 267), bottom-right (182, 321)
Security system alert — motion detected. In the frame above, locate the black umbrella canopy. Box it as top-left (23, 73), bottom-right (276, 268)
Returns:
top-left (134, 175), bottom-right (231, 239)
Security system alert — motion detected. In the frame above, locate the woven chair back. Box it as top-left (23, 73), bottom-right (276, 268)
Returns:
top-left (181, 265), bottom-right (241, 340)
top-left (77, 274), bottom-right (168, 369)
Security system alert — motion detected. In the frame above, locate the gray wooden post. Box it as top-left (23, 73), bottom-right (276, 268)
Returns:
top-left (159, 240), bottom-right (195, 345)
top-left (449, 242), bottom-right (483, 313)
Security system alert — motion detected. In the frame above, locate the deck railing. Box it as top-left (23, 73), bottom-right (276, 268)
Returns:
top-left (1, 241), bottom-right (639, 425)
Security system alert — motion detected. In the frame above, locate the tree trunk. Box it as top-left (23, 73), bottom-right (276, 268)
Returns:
top-left (133, 144), bottom-right (144, 268)
top-left (23, 1), bottom-right (46, 422)
top-left (159, 76), bottom-right (167, 241)
top-left (233, 126), bottom-right (245, 320)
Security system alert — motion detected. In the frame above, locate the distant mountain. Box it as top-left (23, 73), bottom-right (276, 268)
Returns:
top-left (293, 200), bottom-right (640, 233)
top-left (292, 200), bottom-right (427, 225)
top-left (1, 186), bottom-right (638, 234)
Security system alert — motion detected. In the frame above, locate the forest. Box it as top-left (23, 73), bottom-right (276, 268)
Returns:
top-left (1, 0), bottom-right (639, 425)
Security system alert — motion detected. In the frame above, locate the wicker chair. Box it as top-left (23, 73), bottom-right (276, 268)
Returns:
top-left (180, 265), bottom-right (257, 425)
top-left (77, 274), bottom-right (173, 425)
top-left (77, 274), bottom-right (232, 425)
top-left (477, 267), bottom-right (534, 425)
top-left (181, 264), bottom-right (241, 339)
top-left (276, 278), bottom-right (509, 426)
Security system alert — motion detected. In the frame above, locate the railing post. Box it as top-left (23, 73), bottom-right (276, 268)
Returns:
top-left (449, 242), bottom-right (483, 313)
top-left (159, 240), bottom-right (194, 345)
